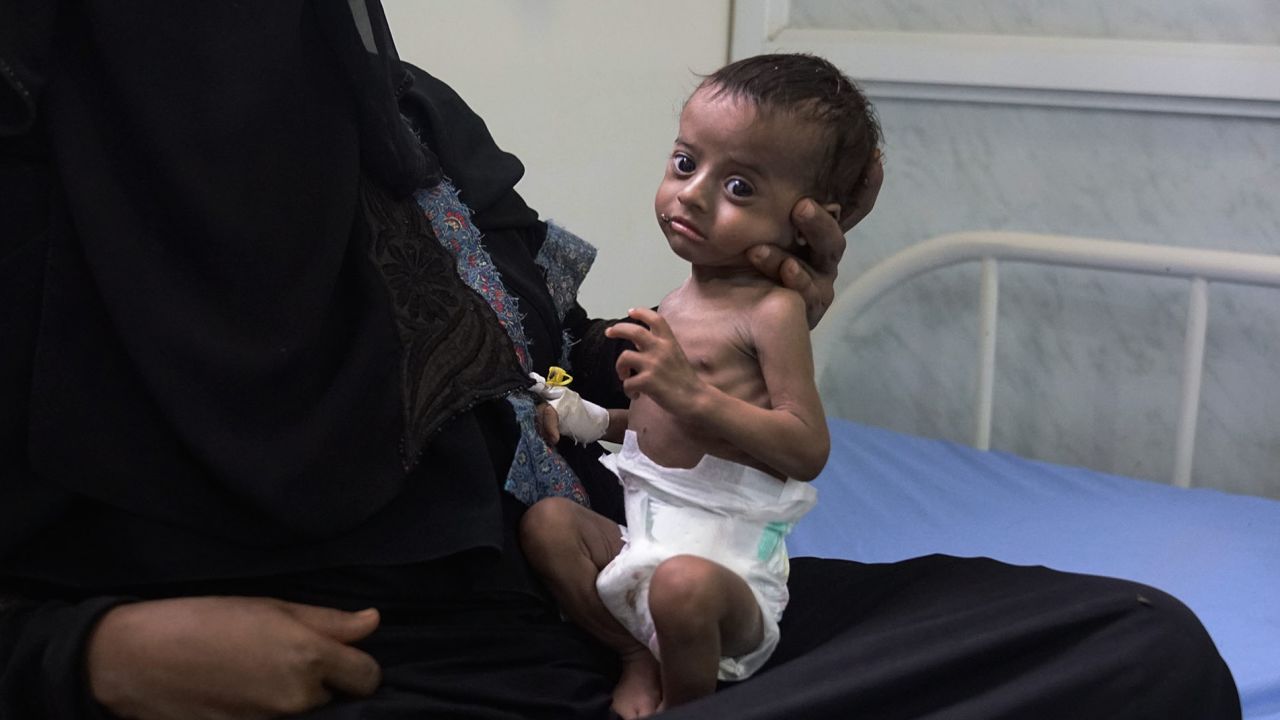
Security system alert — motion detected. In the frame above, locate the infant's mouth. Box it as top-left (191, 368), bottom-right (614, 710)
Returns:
top-left (668, 216), bottom-right (705, 241)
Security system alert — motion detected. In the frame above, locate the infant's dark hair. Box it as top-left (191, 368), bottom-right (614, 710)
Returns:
top-left (699, 53), bottom-right (880, 214)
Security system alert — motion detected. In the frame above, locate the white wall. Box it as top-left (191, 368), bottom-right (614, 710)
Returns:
top-left (744, 0), bottom-right (1280, 498)
top-left (382, 1), bottom-right (731, 318)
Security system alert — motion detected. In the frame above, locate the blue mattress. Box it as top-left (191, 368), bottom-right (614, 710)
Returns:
top-left (790, 418), bottom-right (1280, 720)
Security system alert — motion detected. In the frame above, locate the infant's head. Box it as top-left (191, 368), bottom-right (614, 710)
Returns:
top-left (700, 53), bottom-right (880, 218)
top-left (656, 54), bottom-right (879, 267)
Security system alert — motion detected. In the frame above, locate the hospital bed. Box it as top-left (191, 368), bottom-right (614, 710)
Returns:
top-left (793, 232), bottom-right (1280, 719)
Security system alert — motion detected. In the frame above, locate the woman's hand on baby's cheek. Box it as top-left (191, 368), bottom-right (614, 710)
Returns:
top-left (86, 596), bottom-right (382, 720)
top-left (605, 309), bottom-right (706, 416)
top-left (749, 151), bottom-right (883, 329)
top-left (747, 198), bottom-right (846, 330)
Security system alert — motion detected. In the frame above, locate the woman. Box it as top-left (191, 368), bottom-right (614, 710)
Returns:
top-left (0, 2), bottom-right (1238, 718)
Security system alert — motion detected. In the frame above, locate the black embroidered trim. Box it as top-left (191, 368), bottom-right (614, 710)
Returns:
top-left (359, 180), bottom-right (527, 469)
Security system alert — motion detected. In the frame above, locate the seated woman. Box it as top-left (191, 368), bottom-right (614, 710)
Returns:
top-left (0, 2), bottom-right (1238, 719)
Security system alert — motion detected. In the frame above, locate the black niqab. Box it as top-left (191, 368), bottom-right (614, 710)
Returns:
top-left (1, 0), bottom-right (528, 557)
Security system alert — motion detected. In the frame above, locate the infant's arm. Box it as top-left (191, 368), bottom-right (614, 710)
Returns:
top-left (699, 289), bottom-right (830, 480)
top-left (602, 409), bottom-right (629, 444)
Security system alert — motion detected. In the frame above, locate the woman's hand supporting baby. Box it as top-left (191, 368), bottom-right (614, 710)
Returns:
top-left (747, 151), bottom-right (883, 328)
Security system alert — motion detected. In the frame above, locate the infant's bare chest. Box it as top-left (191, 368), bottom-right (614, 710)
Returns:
top-left (663, 308), bottom-right (760, 383)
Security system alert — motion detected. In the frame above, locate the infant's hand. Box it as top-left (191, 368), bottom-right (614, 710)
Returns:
top-left (535, 401), bottom-right (561, 446)
top-left (604, 308), bottom-right (706, 417)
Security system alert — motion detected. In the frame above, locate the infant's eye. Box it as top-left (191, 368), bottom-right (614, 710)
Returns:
top-left (673, 153), bottom-right (696, 174)
top-left (725, 178), bottom-right (754, 198)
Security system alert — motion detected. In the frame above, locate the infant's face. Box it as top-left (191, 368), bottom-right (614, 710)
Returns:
top-left (654, 87), bottom-right (819, 270)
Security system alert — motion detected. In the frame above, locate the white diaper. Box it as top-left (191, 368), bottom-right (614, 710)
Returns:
top-left (595, 431), bottom-right (817, 681)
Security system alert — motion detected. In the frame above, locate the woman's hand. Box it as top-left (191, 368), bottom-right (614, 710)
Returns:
top-left (86, 596), bottom-right (382, 720)
top-left (748, 151), bottom-right (884, 328)
top-left (605, 308), bottom-right (706, 417)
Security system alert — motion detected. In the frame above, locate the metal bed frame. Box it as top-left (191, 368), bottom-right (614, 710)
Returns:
top-left (813, 231), bottom-right (1280, 488)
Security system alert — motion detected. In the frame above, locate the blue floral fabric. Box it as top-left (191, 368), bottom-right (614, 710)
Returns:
top-left (414, 182), bottom-right (590, 506)
top-left (538, 222), bottom-right (597, 370)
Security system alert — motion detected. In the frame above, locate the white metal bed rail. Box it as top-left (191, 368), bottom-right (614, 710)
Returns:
top-left (814, 231), bottom-right (1280, 488)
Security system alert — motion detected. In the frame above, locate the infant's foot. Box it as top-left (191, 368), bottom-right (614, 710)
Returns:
top-left (612, 647), bottom-right (662, 719)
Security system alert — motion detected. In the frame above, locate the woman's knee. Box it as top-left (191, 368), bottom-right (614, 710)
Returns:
top-left (1135, 587), bottom-right (1236, 680)
top-left (1097, 581), bottom-right (1240, 717)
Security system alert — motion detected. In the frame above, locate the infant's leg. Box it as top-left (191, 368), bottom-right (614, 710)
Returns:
top-left (647, 555), bottom-right (764, 709)
top-left (519, 498), bottom-right (662, 719)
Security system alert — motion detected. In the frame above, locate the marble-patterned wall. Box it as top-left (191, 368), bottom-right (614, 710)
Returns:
top-left (791, 0), bottom-right (1280, 44)
top-left (791, 4), bottom-right (1280, 498)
